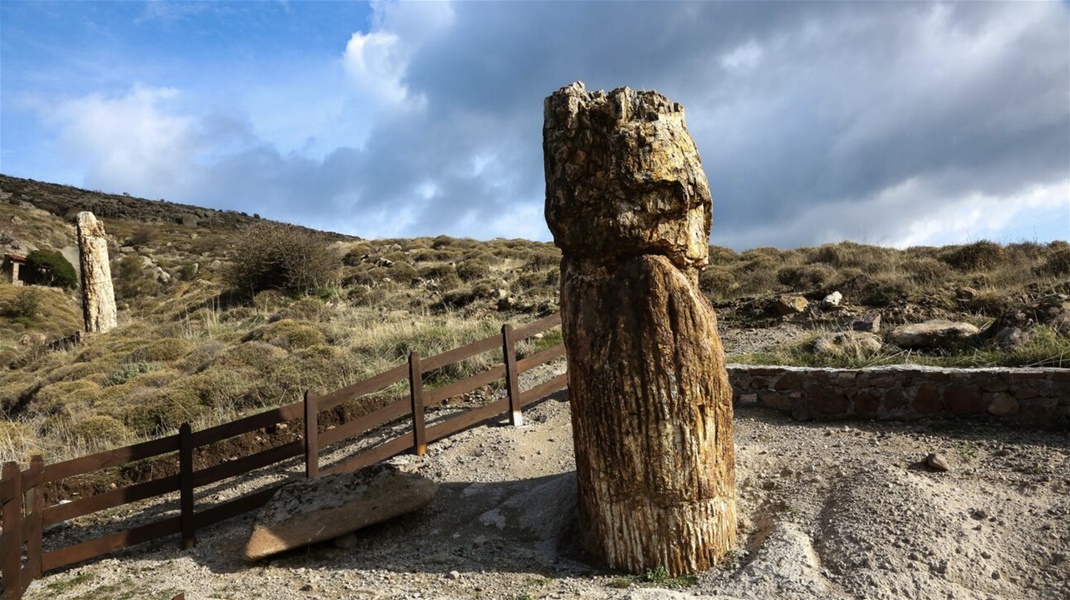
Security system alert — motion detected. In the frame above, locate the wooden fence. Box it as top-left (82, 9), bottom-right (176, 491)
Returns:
top-left (0, 313), bottom-right (566, 599)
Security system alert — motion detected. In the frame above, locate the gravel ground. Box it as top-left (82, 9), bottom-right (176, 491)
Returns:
top-left (21, 358), bottom-right (1070, 600)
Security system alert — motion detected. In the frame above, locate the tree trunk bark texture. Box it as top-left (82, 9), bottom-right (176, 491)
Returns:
top-left (543, 82), bottom-right (736, 575)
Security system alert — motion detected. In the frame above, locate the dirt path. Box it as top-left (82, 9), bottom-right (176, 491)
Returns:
top-left (24, 377), bottom-right (1069, 600)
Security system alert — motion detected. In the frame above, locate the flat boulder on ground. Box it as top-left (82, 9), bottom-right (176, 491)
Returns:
top-left (813, 331), bottom-right (882, 357)
top-left (889, 319), bottom-right (978, 349)
top-left (244, 464), bottom-right (437, 561)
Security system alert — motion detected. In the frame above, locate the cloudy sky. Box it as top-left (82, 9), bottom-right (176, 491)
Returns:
top-left (1, 1), bottom-right (1067, 250)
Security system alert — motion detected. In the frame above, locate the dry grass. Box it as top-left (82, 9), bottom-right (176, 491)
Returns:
top-left (0, 178), bottom-right (1067, 464)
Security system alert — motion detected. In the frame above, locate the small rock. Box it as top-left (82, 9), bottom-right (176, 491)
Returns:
top-left (447, 570), bottom-right (461, 580)
top-left (889, 320), bottom-right (979, 349)
top-left (823, 291), bottom-right (843, 307)
top-left (851, 312), bottom-right (881, 333)
top-left (925, 453), bottom-right (951, 472)
top-left (18, 332), bottom-right (47, 346)
top-left (774, 295), bottom-right (809, 316)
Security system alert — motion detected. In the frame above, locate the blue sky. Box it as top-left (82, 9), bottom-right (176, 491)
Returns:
top-left (1, 0), bottom-right (1068, 250)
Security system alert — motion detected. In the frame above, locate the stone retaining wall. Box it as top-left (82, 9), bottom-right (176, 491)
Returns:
top-left (727, 364), bottom-right (1070, 430)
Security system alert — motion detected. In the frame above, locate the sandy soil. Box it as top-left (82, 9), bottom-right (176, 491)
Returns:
top-left (23, 363), bottom-right (1069, 600)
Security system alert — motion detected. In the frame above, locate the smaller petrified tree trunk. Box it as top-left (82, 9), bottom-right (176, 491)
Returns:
top-left (76, 212), bottom-right (117, 333)
top-left (544, 82), bottom-right (736, 576)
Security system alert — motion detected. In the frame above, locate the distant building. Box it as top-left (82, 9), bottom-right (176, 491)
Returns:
top-left (2, 253), bottom-right (27, 286)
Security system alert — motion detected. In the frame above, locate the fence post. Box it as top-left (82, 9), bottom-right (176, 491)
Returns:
top-left (25, 455), bottom-right (43, 581)
top-left (304, 390), bottom-right (319, 478)
top-left (409, 352), bottom-right (427, 456)
top-left (179, 423), bottom-right (196, 550)
top-left (1, 461), bottom-right (22, 598)
top-left (502, 324), bottom-right (523, 427)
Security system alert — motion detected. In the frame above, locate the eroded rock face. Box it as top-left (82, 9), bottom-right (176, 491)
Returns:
top-left (544, 82), bottom-right (736, 576)
top-left (76, 212), bottom-right (117, 333)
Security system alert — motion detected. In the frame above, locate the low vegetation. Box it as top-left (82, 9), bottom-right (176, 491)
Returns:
top-left (0, 175), bottom-right (1067, 464)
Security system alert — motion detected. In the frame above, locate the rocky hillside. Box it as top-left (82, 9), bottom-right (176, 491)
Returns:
top-left (0, 175), bottom-right (1067, 466)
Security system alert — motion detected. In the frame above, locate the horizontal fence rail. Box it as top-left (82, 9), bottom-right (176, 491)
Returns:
top-left (0, 314), bottom-right (567, 600)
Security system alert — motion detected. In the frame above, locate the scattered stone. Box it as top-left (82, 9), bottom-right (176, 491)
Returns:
top-left (889, 320), bottom-right (979, 349)
top-left (447, 571), bottom-right (461, 580)
top-left (986, 393), bottom-right (1019, 417)
top-left (925, 453), bottom-right (951, 472)
top-left (813, 331), bottom-right (882, 357)
top-left (823, 291), bottom-right (843, 307)
top-left (774, 295), bottom-right (809, 316)
top-left (851, 312), bottom-right (881, 333)
top-left (244, 464), bottom-right (437, 561)
top-left (18, 332), bottom-right (47, 346)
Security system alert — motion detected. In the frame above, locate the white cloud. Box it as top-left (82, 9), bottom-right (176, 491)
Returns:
top-left (891, 179), bottom-right (1070, 248)
top-left (720, 40), bottom-right (763, 71)
top-left (341, 1), bottom-right (455, 110)
top-left (343, 30), bottom-right (409, 105)
top-left (44, 85), bottom-right (197, 196)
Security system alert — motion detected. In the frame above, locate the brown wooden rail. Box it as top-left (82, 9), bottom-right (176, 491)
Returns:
top-left (0, 314), bottom-right (566, 600)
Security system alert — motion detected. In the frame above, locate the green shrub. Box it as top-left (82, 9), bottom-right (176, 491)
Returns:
top-left (902, 257), bottom-right (951, 285)
top-left (70, 415), bottom-right (130, 446)
top-left (244, 319), bottom-right (325, 350)
top-left (25, 249), bottom-right (78, 289)
top-left (105, 362), bottom-right (156, 386)
top-left (115, 254), bottom-right (158, 299)
top-left (33, 380), bottom-right (103, 418)
top-left (1037, 247), bottom-right (1070, 277)
top-left (776, 264), bottom-right (835, 291)
top-left (699, 266), bottom-right (736, 300)
top-left (456, 259), bottom-right (492, 282)
top-left (122, 391), bottom-right (201, 436)
top-left (223, 341), bottom-right (289, 372)
top-left (5, 288), bottom-right (42, 320)
top-left (225, 223), bottom-right (341, 297)
top-left (941, 241), bottom-right (1004, 271)
top-left (128, 338), bottom-right (193, 362)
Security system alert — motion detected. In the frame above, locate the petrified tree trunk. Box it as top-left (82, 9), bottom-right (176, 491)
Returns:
top-left (76, 211), bottom-right (117, 333)
top-left (543, 82), bottom-right (736, 575)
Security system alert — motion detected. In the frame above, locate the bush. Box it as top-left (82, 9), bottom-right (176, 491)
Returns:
top-left (1037, 247), bottom-right (1070, 277)
top-left (5, 288), bottom-right (41, 320)
top-left (225, 223), bottom-right (341, 297)
top-left (122, 391), bottom-right (201, 436)
top-left (127, 338), bottom-right (193, 362)
top-left (70, 415), bottom-right (130, 446)
top-left (114, 254), bottom-right (158, 299)
top-left (941, 241), bottom-right (1004, 271)
top-left (243, 319), bottom-right (325, 350)
top-left (776, 264), bottom-right (835, 291)
top-left (456, 259), bottom-right (492, 282)
top-left (25, 249), bottom-right (77, 289)
top-left (902, 258), bottom-right (951, 285)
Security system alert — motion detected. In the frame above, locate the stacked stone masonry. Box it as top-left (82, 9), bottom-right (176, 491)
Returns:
top-left (728, 364), bottom-right (1070, 430)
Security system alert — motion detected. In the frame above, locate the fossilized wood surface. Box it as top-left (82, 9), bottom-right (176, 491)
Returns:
top-left (544, 82), bottom-right (736, 575)
top-left (562, 254), bottom-right (736, 574)
top-left (544, 82), bottom-right (711, 271)
top-left (76, 211), bottom-right (117, 333)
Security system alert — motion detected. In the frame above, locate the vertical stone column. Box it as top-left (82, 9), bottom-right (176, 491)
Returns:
top-left (543, 82), bottom-right (736, 575)
top-left (76, 212), bottom-right (117, 333)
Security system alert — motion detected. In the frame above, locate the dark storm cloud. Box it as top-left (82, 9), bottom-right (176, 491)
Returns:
top-left (175, 1), bottom-right (1067, 247)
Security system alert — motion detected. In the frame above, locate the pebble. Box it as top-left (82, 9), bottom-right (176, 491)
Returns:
top-left (925, 453), bottom-right (951, 472)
